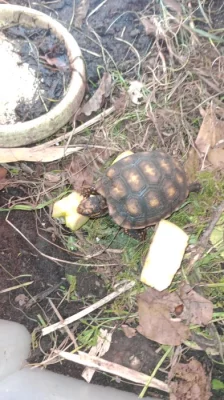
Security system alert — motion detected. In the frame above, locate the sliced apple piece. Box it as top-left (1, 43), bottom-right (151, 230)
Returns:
top-left (52, 191), bottom-right (89, 231)
top-left (112, 150), bottom-right (133, 164)
top-left (141, 220), bottom-right (189, 291)
top-left (52, 151), bottom-right (134, 232)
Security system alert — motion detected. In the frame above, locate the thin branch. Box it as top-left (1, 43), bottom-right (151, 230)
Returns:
top-left (48, 298), bottom-right (78, 348)
top-left (54, 350), bottom-right (169, 393)
top-left (187, 200), bottom-right (224, 273)
top-left (42, 280), bottom-right (135, 336)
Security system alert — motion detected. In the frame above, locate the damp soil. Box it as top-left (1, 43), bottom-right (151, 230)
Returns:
top-left (0, 185), bottom-right (223, 400)
top-left (0, 187), bottom-right (167, 400)
top-left (2, 0), bottom-right (152, 124)
top-left (8, 0), bottom-right (152, 83)
top-left (1, 26), bottom-right (71, 122)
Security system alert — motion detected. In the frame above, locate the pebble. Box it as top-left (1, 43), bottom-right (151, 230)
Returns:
top-left (129, 28), bottom-right (140, 38)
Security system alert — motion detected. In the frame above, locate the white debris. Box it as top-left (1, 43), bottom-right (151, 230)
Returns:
top-left (128, 80), bottom-right (144, 105)
top-left (0, 32), bottom-right (39, 124)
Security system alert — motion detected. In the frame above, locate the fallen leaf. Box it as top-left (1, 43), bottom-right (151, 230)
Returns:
top-left (0, 167), bottom-right (7, 180)
top-left (212, 379), bottom-right (224, 390)
top-left (140, 15), bottom-right (178, 38)
top-left (137, 284), bottom-right (213, 346)
top-left (207, 148), bottom-right (224, 170)
top-left (15, 294), bottom-right (28, 306)
top-left (210, 213), bottom-right (224, 258)
top-left (137, 288), bottom-right (190, 346)
top-left (163, 0), bottom-right (182, 14)
top-left (45, 172), bottom-right (62, 183)
top-left (121, 325), bottom-right (137, 339)
top-left (178, 284), bottom-right (213, 326)
top-left (75, 0), bottom-right (89, 28)
top-left (65, 148), bottom-right (113, 192)
top-left (0, 166), bottom-right (7, 190)
top-left (141, 17), bottom-right (157, 36)
top-left (0, 146), bottom-right (84, 163)
top-left (113, 93), bottom-right (129, 113)
top-left (195, 104), bottom-right (224, 154)
top-left (170, 359), bottom-right (212, 400)
top-left (128, 81), bottom-right (144, 105)
top-left (44, 55), bottom-right (67, 70)
top-left (79, 73), bottom-right (112, 117)
top-left (184, 148), bottom-right (200, 184)
top-left (66, 156), bottom-right (94, 191)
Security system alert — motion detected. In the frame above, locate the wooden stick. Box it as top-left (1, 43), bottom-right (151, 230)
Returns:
top-left (42, 281), bottom-right (135, 336)
top-left (54, 350), bottom-right (169, 393)
top-left (82, 328), bottom-right (112, 382)
top-left (32, 106), bottom-right (115, 150)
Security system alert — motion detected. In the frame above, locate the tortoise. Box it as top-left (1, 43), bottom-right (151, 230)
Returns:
top-left (77, 151), bottom-right (199, 240)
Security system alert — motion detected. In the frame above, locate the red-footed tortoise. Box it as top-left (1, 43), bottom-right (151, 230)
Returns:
top-left (77, 151), bottom-right (199, 240)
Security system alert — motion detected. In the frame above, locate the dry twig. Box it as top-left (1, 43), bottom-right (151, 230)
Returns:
top-left (54, 350), bottom-right (169, 393)
top-left (187, 200), bottom-right (224, 273)
top-left (42, 280), bottom-right (135, 336)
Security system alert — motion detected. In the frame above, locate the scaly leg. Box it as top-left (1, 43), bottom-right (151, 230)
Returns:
top-left (124, 228), bottom-right (146, 241)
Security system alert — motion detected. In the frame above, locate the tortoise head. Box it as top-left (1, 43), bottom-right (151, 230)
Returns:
top-left (77, 195), bottom-right (108, 218)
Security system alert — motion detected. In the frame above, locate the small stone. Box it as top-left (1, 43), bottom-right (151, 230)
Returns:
top-left (129, 28), bottom-right (140, 38)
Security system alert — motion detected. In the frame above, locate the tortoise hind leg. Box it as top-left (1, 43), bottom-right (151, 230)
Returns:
top-left (188, 182), bottom-right (201, 193)
top-left (124, 228), bottom-right (146, 241)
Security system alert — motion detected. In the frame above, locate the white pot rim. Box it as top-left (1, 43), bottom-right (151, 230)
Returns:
top-left (0, 4), bottom-right (86, 148)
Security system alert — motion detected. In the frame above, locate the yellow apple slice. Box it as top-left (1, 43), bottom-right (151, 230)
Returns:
top-left (141, 220), bottom-right (189, 291)
top-left (52, 191), bottom-right (89, 231)
top-left (112, 150), bottom-right (133, 164)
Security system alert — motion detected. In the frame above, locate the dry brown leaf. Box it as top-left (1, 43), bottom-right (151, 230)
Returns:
top-left (163, 0), bottom-right (182, 14)
top-left (45, 172), bottom-right (62, 183)
top-left (141, 17), bottom-right (157, 36)
top-left (66, 156), bottom-right (94, 191)
top-left (79, 73), bottom-right (112, 118)
top-left (137, 284), bottom-right (213, 346)
top-left (65, 148), bottom-right (114, 192)
top-left (178, 284), bottom-right (213, 325)
top-left (15, 294), bottom-right (28, 306)
top-left (170, 359), bottom-right (212, 400)
top-left (121, 325), bottom-right (137, 339)
top-left (0, 146), bottom-right (83, 163)
top-left (0, 166), bottom-right (7, 190)
top-left (113, 93), bottom-right (129, 113)
top-left (207, 148), bottom-right (224, 170)
top-left (44, 55), bottom-right (67, 70)
top-left (195, 105), bottom-right (224, 154)
top-left (184, 148), bottom-right (200, 184)
top-left (75, 0), bottom-right (89, 28)
top-left (137, 289), bottom-right (190, 346)
top-left (0, 167), bottom-right (7, 180)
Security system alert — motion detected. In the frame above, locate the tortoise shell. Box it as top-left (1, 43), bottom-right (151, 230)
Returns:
top-left (95, 151), bottom-right (189, 229)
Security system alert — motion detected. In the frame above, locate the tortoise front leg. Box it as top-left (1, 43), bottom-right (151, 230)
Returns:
top-left (124, 228), bottom-right (147, 241)
top-left (81, 185), bottom-right (99, 198)
top-left (188, 182), bottom-right (201, 193)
